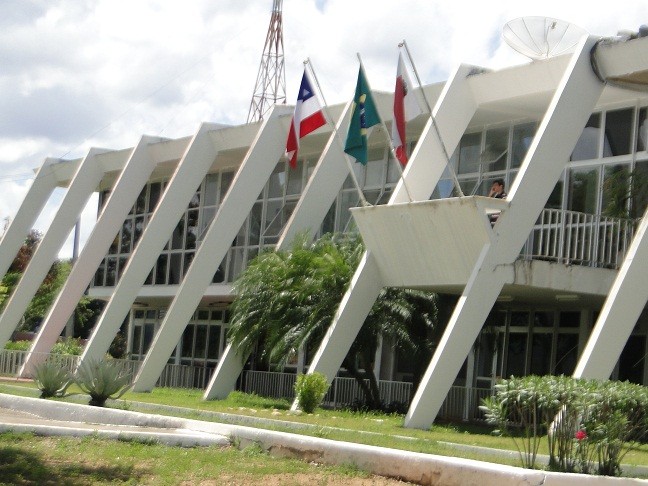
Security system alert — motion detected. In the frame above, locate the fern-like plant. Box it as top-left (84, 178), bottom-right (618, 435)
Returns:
top-left (32, 360), bottom-right (73, 398)
top-left (75, 358), bottom-right (132, 407)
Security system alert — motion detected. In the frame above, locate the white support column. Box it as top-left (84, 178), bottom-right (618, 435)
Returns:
top-left (277, 101), bottom-right (353, 248)
top-left (0, 149), bottom-right (108, 347)
top-left (0, 158), bottom-right (59, 281)
top-left (573, 205), bottom-right (648, 380)
top-left (132, 105), bottom-right (292, 392)
top-left (404, 35), bottom-right (604, 429)
top-left (78, 123), bottom-right (223, 366)
top-left (290, 64), bottom-right (480, 410)
top-left (20, 136), bottom-right (164, 377)
top-left (205, 102), bottom-right (355, 400)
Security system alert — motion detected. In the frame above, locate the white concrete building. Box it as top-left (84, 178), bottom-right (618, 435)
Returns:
top-left (3, 30), bottom-right (648, 428)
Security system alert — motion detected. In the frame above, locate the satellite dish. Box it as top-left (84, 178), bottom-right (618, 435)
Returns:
top-left (503, 17), bottom-right (588, 61)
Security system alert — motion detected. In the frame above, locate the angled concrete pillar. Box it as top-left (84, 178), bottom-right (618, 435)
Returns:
top-left (132, 105), bottom-right (293, 392)
top-left (289, 64), bottom-right (479, 411)
top-left (573, 205), bottom-right (648, 380)
top-left (404, 36), bottom-right (604, 429)
top-left (0, 158), bottom-right (60, 281)
top-left (78, 123), bottom-right (224, 366)
top-left (19, 136), bottom-right (164, 377)
top-left (204, 102), bottom-right (355, 400)
top-left (0, 149), bottom-right (108, 347)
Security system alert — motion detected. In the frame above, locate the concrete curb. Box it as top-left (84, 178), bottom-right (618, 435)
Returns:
top-left (1, 393), bottom-right (646, 485)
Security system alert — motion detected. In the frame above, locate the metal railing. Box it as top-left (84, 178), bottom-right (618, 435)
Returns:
top-left (0, 349), bottom-right (494, 421)
top-left (520, 208), bottom-right (636, 269)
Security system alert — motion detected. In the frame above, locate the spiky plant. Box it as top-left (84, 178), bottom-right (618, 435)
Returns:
top-left (75, 358), bottom-right (132, 407)
top-left (32, 359), bottom-right (73, 398)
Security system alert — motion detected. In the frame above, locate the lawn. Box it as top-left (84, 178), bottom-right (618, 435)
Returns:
top-left (2, 379), bottom-right (648, 477)
top-left (0, 432), bottom-right (406, 485)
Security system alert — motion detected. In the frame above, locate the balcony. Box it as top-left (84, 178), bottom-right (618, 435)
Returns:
top-left (351, 197), bottom-right (637, 295)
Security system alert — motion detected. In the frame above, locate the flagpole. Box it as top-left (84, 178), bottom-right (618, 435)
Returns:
top-left (305, 59), bottom-right (370, 207)
top-left (356, 53), bottom-right (414, 203)
top-left (401, 40), bottom-right (464, 197)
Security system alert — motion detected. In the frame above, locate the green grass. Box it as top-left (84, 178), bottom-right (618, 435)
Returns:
top-left (3, 379), bottom-right (648, 475)
top-left (0, 432), bottom-right (390, 485)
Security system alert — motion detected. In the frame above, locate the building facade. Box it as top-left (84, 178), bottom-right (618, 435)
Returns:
top-left (2, 32), bottom-right (648, 427)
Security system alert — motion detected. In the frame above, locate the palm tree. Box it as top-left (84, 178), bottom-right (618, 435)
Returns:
top-left (227, 232), bottom-right (439, 410)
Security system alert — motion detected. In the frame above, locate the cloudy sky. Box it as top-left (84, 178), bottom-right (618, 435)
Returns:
top-left (1, 0), bottom-right (647, 258)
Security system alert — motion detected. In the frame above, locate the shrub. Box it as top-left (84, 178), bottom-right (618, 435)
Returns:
top-left (480, 375), bottom-right (648, 476)
top-left (4, 340), bottom-right (31, 351)
top-left (32, 359), bottom-right (73, 398)
top-left (75, 358), bottom-right (132, 407)
top-left (294, 372), bottom-right (329, 414)
top-left (51, 337), bottom-right (83, 356)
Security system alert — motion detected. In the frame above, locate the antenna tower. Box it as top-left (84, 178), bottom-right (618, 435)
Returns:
top-left (247, 0), bottom-right (286, 123)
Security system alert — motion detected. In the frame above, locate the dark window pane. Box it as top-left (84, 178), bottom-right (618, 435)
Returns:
top-left (605, 108), bottom-right (633, 156)
top-left (207, 325), bottom-right (221, 360)
top-left (511, 123), bottom-right (536, 168)
top-left (143, 324), bottom-right (155, 354)
top-left (506, 333), bottom-right (527, 377)
top-left (136, 186), bottom-right (147, 214)
top-left (572, 114), bottom-right (601, 161)
top-left (168, 253), bottom-right (181, 285)
top-left (554, 334), bottom-right (578, 375)
top-left (148, 182), bottom-right (161, 212)
top-left (483, 127), bottom-right (509, 172)
top-left (618, 335), bottom-right (645, 384)
top-left (530, 333), bottom-right (552, 375)
top-left (568, 167), bottom-right (599, 213)
top-left (181, 325), bottom-right (195, 359)
top-left (457, 133), bottom-right (481, 174)
top-left (638, 108), bottom-right (648, 152)
top-left (155, 254), bottom-right (168, 285)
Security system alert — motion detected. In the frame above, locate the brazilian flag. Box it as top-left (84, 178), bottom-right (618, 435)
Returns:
top-left (344, 67), bottom-right (381, 165)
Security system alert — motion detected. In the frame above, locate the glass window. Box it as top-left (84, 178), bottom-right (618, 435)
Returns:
top-left (204, 174), bottom-right (219, 207)
top-left (117, 257), bottom-right (127, 279)
top-left (638, 108), bottom-right (648, 152)
top-left (143, 323), bottom-right (155, 355)
top-left (533, 311), bottom-right (554, 328)
top-left (546, 176), bottom-right (564, 210)
top-left (171, 216), bottom-right (185, 250)
top-left (155, 254), bottom-right (168, 285)
top-left (602, 164), bottom-right (630, 217)
top-left (168, 253), bottom-right (182, 284)
top-left (483, 127), bottom-right (509, 172)
top-left (207, 326), bottom-right (221, 360)
top-left (511, 123), bottom-right (536, 168)
top-left (267, 163), bottom-right (286, 198)
top-left (572, 114), bottom-right (601, 161)
top-left (568, 167), bottom-right (599, 213)
top-left (132, 326), bottom-right (142, 356)
top-left (286, 164), bottom-right (302, 196)
top-left (120, 220), bottom-right (132, 254)
top-left (633, 161), bottom-right (648, 218)
top-left (105, 257), bottom-right (117, 286)
top-left (94, 261), bottom-right (105, 287)
top-left (559, 311), bottom-right (580, 328)
top-left (618, 335), bottom-right (645, 384)
top-left (227, 247), bottom-right (245, 282)
top-left (604, 108), bottom-right (633, 156)
top-left (183, 252), bottom-right (194, 278)
top-left (506, 333), bottom-right (527, 377)
top-left (148, 182), bottom-right (162, 212)
top-left (457, 133), bottom-right (481, 174)
top-left (365, 159), bottom-right (384, 188)
top-left (134, 216), bottom-right (145, 245)
top-left (181, 325), bottom-right (195, 359)
top-left (338, 191), bottom-right (360, 232)
top-left (221, 171), bottom-right (234, 198)
top-left (530, 333), bottom-right (552, 375)
top-left (194, 325), bottom-right (207, 359)
top-left (263, 200), bottom-right (283, 239)
top-left (185, 209), bottom-right (199, 250)
top-left (135, 187), bottom-right (147, 214)
top-left (554, 334), bottom-right (578, 375)
top-left (108, 232), bottom-right (119, 255)
top-left (248, 202), bottom-right (262, 246)
top-left (212, 257), bottom-right (225, 284)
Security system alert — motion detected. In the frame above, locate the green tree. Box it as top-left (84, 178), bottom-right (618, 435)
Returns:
top-left (227, 233), bottom-right (439, 410)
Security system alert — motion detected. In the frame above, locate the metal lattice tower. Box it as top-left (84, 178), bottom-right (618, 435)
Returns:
top-left (246, 0), bottom-right (286, 123)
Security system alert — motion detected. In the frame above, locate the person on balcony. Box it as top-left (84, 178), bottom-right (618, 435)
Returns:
top-left (488, 178), bottom-right (507, 224)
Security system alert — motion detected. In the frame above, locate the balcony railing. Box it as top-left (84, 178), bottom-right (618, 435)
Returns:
top-left (521, 208), bottom-right (637, 269)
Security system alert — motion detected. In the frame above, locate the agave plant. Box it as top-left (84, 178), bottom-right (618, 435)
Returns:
top-left (32, 359), bottom-right (73, 398)
top-left (75, 358), bottom-right (132, 407)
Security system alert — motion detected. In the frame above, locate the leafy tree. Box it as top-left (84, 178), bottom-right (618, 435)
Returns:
top-left (227, 233), bottom-right (439, 410)
top-left (1, 231), bottom-right (104, 337)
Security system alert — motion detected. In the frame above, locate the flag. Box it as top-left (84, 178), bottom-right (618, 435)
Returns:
top-left (285, 70), bottom-right (326, 168)
top-left (392, 52), bottom-right (423, 166)
top-left (344, 66), bottom-right (381, 165)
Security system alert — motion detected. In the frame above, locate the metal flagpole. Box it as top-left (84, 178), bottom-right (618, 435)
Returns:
top-left (356, 53), bottom-right (414, 203)
top-left (305, 58), bottom-right (370, 207)
top-left (401, 40), bottom-right (464, 197)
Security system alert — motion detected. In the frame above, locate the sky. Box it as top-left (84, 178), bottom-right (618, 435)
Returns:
top-left (1, 0), bottom-right (647, 258)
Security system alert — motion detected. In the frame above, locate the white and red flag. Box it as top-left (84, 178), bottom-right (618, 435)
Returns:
top-left (285, 70), bottom-right (326, 168)
top-left (392, 52), bottom-right (423, 166)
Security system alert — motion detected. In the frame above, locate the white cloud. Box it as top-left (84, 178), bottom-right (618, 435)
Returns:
top-left (1, 0), bottom-right (647, 258)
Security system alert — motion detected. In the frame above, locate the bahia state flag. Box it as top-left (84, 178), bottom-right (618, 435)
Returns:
top-left (285, 70), bottom-right (326, 168)
top-left (344, 66), bottom-right (381, 165)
